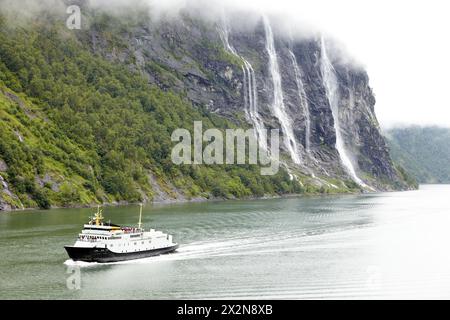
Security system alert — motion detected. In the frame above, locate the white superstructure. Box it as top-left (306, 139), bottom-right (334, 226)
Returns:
top-left (65, 205), bottom-right (178, 263)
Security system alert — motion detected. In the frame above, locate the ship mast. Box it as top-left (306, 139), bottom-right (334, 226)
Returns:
top-left (94, 205), bottom-right (103, 226)
top-left (138, 203), bottom-right (143, 230)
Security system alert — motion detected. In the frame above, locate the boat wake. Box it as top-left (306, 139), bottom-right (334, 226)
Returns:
top-left (64, 259), bottom-right (99, 267)
top-left (62, 221), bottom-right (372, 267)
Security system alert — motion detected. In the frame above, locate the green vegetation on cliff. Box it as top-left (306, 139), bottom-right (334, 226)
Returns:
top-left (0, 16), bottom-right (310, 210)
top-left (386, 126), bottom-right (450, 184)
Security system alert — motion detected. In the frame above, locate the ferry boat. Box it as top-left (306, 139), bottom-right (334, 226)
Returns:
top-left (64, 205), bottom-right (179, 263)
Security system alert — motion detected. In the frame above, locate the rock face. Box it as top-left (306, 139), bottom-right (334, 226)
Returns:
top-left (0, 168), bottom-right (18, 211)
top-left (81, 10), bottom-right (409, 191)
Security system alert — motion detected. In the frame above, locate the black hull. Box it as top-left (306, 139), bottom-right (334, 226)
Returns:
top-left (65, 244), bottom-right (179, 263)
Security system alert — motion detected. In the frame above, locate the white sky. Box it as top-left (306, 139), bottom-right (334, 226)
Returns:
top-left (214, 0), bottom-right (450, 128)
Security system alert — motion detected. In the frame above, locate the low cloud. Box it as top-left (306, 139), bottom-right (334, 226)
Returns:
top-left (2, 0), bottom-right (449, 127)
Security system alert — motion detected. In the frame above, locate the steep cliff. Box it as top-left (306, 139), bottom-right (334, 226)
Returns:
top-left (0, 4), bottom-right (415, 211)
top-left (80, 8), bottom-right (412, 189)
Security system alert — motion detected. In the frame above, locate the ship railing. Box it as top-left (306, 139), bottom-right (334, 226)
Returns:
top-left (78, 237), bottom-right (104, 243)
top-left (121, 228), bottom-right (142, 234)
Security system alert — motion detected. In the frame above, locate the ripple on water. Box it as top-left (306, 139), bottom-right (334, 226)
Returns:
top-left (4, 186), bottom-right (450, 299)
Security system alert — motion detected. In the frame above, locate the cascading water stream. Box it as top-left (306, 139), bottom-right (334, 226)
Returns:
top-left (287, 48), bottom-right (340, 188)
top-left (218, 21), bottom-right (267, 151)
top-left (320, 36), bottom-right (372, 189)
top-left (288, 48), bottom-right (312, 156)
top-left (263, 16), bottom-right (302, 165)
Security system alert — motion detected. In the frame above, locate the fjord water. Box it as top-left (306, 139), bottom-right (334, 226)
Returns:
top-left (1, 185), bottom-right (450, 299)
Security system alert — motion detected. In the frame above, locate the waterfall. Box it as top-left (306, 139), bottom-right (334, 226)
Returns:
top-left (263, 16), bottom-right (302, 165)
top-left (320, 36), bottom-right (371, 189)
top-left (288, 48), bottom-right (312, 156)
top-left (218, 21), bottom-right (267, 151)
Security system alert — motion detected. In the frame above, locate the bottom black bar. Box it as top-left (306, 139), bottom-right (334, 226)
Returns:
top-left (0, 300), bottom-right (439, 319)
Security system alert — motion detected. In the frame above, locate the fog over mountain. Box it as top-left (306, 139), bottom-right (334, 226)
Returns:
top-left (2, 0), bottom-right (449, 128)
